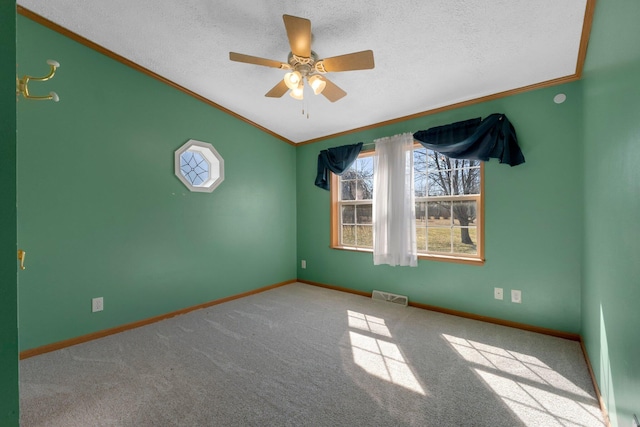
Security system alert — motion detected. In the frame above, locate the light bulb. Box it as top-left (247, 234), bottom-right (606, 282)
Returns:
top-left (308, 75), bottom-right (326, 95)
top-left (290, 83), bottom-right (304, 100)
top-left (50, 91), bottom-right (59, 102)
top-left (284, 71), bottom-right (302, 90)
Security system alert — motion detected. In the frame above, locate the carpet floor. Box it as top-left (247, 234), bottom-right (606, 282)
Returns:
top-left (20, 282), bottom-right (605, 426)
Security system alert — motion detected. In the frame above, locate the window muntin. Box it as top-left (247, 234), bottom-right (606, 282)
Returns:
top-left (331, 146), bottom-right (484, 263)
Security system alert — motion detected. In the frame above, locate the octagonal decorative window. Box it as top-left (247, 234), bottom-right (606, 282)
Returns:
top-left (174, 139), bottom-right (224, 192)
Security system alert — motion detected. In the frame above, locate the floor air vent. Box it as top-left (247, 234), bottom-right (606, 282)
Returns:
top-left (371, 290), bottom-right (408, 306)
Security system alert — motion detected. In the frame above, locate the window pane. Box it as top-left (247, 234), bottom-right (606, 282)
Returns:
top-left (356, 178), bottom-right (373, 200)
top-left (453, 227), bottom-right (478, 254)
top-left (356, 225), bottom-right (373, 247)
top-left (341, 180), bottom-right (356, 201)
top-left (452, 201), bottom-right (477, 226)
top-left (416, 227), bottom-right (427, 251)
top-left (355, 157), bottom-right (373, 200)
top-left (415, 180), bottom-right (427, 198)
top-left (451, 166), bottom-right (481, 195)
top-left (340, 157), bottom-right (374, 201)
top-left (342, 205), bottom-right (355, 224)
top-left (341, 167), bottom-right (358, 180)
top-left (358, 157), bottom-right (374, 176)
top-left (427, 227), bottom-right (452, 253)
top-left (342, 225), bottom-right (355, 246)
top-left (427, 201), bottom-right (451, 225)
top-left (414, 149), bottom-right (428, 197)
top-left (180, 151), bottom-right (210, 186)
top-left (356, 204), bottom-right (372, 224)
top-left (415, 202), bottom-right (427, 223)
top-left (428, 170), bottom-right (451, 196)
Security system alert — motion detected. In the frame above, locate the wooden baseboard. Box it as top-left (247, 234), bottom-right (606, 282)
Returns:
top-left (297, 279), bottom-right (371, 298)
top-left (298, 279), bottom-right (580, 341)
top-left (19, 279), bottom-right (296, 360)
top-left (580, 339), bottom-right (612, 427)
top-left (408, 301), bottom-right (581, 341)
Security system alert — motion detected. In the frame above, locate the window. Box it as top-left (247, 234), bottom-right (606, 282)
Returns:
top-left (331, 146), bottom-right (484, 264)
top-left (174, 139), bottom-right (224, 193)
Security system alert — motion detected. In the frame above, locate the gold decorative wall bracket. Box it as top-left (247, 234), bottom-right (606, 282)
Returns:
top-left (17, 249), bottom-right (26, 270)
top-left (16, 59), bottom-right (60, 102)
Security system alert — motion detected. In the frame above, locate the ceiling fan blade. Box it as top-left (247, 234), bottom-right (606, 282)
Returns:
top-left (320, 50), bottom-right (375, 72)
top-left (283, 14), bottom-right (311, 58)
top-left (265, 80), bottom-right (289, 98)
top-left (321, 78), bottom-right (347, 102)
top-left (229, 52), bottom-right (287, 69)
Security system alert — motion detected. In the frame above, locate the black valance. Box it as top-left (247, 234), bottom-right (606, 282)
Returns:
top-left (314, 142), bottom-right (364, 190)
top-left (413, 113), bottom-right (525, 166)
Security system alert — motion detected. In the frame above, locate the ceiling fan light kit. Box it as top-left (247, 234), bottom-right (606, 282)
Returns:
top-left (308, 75), bottom-right (326, 95)
top-left (229, 14), bottom-right (374, 103)
top-left (284, 70), bottom-right (302, 90)
top-left (290, 83), bottom-right (304, 100)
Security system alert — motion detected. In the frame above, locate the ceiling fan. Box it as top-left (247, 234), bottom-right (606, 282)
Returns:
top-left (229, 14), bottom-right (375, 103)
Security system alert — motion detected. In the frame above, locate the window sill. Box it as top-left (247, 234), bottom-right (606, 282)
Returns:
top-left (331, 245), bottom-right (485, 266)
top-left (417, 253), bottom-right (485, 266)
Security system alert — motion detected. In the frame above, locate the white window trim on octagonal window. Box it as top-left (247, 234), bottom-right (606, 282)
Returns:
top-left (174, 139), bottom-right (224, 193)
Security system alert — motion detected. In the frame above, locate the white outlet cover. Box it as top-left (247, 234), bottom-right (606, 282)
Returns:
top-left (92, 297), bottom-right (104, 312)
top-left (494, 287), bottom-right (503, 300)
top-left (511, 290), bottom-right (522, 303)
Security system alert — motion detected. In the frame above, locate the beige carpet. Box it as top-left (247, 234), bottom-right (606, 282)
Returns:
top-left (20, 282), bottom-right (605, 426)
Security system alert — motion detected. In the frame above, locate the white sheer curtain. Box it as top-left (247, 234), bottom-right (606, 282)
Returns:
top-left (373, 133), bottom-right (417, 267)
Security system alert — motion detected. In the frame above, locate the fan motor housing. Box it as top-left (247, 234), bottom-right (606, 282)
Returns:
top-left (288, 51), bottom-right (324, 75)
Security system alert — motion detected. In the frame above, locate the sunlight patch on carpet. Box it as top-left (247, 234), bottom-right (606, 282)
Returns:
top-left (348, 311), bottom-right (425, 395)
top-left (442, 334), bottom-right (605, 427)
top-left (347, 310), bottom-right (392, 337)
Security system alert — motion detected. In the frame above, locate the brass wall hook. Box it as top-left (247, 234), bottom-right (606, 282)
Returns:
top-left (16, 59), bottom-right (60, 102)
top-left (17, 249), bottom-right (26, 270)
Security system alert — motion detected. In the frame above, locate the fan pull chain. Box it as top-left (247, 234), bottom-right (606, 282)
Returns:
top-left (302, 99), bottom-right (310, 119)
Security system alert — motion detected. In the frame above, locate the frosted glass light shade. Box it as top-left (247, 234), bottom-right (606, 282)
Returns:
top-left (290, 83), bottom-right (304, 100)
top-left (284, 71), bottom-right (302, 90)
top-left (308, 75), bottom-right (326, 95)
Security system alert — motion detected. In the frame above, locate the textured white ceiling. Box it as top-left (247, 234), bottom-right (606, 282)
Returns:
top-left (18, 0), bottom-right (589, 143)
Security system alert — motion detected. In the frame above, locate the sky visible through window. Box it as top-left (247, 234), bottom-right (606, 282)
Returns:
top-left (180, 151), bottom-right (210, 186)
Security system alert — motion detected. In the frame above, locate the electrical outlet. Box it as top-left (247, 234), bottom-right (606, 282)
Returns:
top-left (92, 297), bottom-right (103, 312)
top-left (511, 290), bottom-right (522, 304)
top-left (301, 260), bottom-right (306, 269)
top-left (494, 287), bottom-right (503, 300)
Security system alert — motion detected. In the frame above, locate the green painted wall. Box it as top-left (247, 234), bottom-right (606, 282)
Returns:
top-left (0, 3), bottom-right (19, 425)
top-left (16, 16), bottom-right (296, 351)
top-left (297, 82), bottom-right (584, 333)
top-left (13, 2), bottom-right (640, 424)
top-left (581, 0), bottom-right (640, 426)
